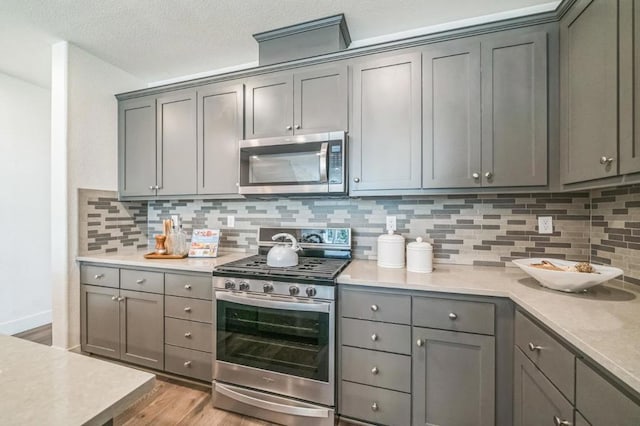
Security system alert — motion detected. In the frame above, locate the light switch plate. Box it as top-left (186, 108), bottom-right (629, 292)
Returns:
top-left (386, 216), bottom-right (397, 232)
top-left (171, 214), bottom-right (180, 228)
top-left (538, 216), bottom-right (553, 234)
top-left (227, 215), bottom-right (235, 228)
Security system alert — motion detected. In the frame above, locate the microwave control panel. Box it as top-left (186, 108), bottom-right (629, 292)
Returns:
top-left (328, 142), bottom-right (343, 184)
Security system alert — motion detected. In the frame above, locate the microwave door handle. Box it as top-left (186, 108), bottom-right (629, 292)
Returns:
top-left (319, 142), bottom-right (328, 183)
top-left (216, 291), bottom-right (330, 313)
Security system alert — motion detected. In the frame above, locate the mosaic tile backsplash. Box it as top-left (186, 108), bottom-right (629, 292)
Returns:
top-left (78, 187), bottom-right (640, 286)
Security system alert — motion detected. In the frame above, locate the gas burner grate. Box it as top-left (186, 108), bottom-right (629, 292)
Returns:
top-left (215, 255), bottom-right (350, 280)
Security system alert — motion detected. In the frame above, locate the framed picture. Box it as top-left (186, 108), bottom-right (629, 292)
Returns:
top-left (189, 229), bottom-right (220, 257)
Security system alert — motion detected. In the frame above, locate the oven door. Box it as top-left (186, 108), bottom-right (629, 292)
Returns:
top-left (214, 290), bottom-right (335, 406)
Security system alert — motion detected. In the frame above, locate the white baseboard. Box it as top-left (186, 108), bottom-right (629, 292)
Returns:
top-left (0, 310), bottom-right (52, 335)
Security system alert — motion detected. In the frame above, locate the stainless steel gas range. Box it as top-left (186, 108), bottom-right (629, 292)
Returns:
top-left (212, 227), bottom-right (351, 426)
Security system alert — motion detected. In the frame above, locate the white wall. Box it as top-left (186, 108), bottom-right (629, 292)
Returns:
top-left (51, 42), bottom-right (144, 349)
top-left (0, 72), bottom-right (51, 335)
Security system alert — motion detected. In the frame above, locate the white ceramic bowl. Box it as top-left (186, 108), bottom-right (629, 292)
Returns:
top-left (512, 258), bottom-right (623, 292)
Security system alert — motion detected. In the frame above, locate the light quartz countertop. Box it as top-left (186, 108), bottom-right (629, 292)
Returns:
top-left (77, 250), bottom-right (251, 273)
top-left (339, 260), bottom-right (640, 397)
top-left (0, 335), bottom-right (155, 425)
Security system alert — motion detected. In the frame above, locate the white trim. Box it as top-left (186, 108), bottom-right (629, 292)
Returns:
top-left (0, 310), bottom-right (52, 336)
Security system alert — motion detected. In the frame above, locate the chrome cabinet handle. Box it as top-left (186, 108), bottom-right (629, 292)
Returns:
top-left (371, 333), bottom-right (378, 342)
top-left (184, 361), bottom-right (192, 367)
top-left (484, 172), bottom-right (493, 179)
top-left (184, 332), bottom-right (192, 338)
top-left (111, 296), bottom-right (118, 301)
top-left (370, 304), bottom-right (379, 312)
top-left (371, 366), bottom-right (379, 375)
top-left (286, 125), bottom-right (292, 131)
top-left (117, 296), bottom-right (124, 302)
top-left (528, 342), bottom-right (542, 352)
top-left (371, 402), bottom-right (379, 412)
top-left (184, 284), bottom-right (192, 290)
top-left (295, 124), bottom-right (301, 129)
top-left (600, 156), bottom-right (614, 165)
top-left (136, 279), bottom-right (145, 284)
top-left (416, 339), bottom-right (424, 347)
top-left (553, 415), bottom-right (571, 426)
top-left (448, 312), bottom-right (458, 320)
top-left (472, 172), bottom-right (480, 179)
top-left (184, 307), bottom-right (192, 312)
top-left (94, 274), bottom-right (104, 279)
top-left (353, 177), bottom-right (360, 183)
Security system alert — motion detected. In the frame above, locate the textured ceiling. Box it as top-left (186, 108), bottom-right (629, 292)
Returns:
top-left (0, 0), bottom-right (558, 89)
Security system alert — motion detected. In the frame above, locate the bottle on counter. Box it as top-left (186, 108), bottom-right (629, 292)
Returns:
top-left (176, 224), bottom-right (188, 256)
top-left (166, 222), bottom-right (177, 255)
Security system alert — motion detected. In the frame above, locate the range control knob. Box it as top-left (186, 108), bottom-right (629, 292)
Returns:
top-left (263, 283), bottom-right (274, 293)
top-left (224, 280), bottom-right (236, 290)
top-left (289, 286), bottom-right (300, 296)
top-left (306, 287), bottom-right (317, 297)
top-left (238, 281), bottom-right (250, 291)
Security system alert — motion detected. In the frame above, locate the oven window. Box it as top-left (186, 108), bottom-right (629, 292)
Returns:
top-left (216, 299), bottom-right (330, 382)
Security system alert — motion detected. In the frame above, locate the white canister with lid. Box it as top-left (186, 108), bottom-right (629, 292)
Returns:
top-left (377, 230), bottom-right (405, 268)
top-left (406, 237), bottom-right (433, 273)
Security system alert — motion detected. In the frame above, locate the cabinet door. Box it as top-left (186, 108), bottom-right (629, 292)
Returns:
top-left (513, 348), bottom-right (573, 426)
top-left (156, 90), bottom-right (197, 196)
top-left (620, 0), bottom-right (640, 174)
top-left (197, 83), bottom-right (244, 195)
top-left (423, 40), bottom-right (481, 188)
top-left (351, 52), bottom-right (422, 192)
top-left (80, 285), bottom-right (120, 359)
top-left (245, 74), bottom-right (293, 138)
top-left (412, 327), bottom-right (495, 426)
top-left (482, 31), bottom-right (548, 187)
top-left (119, 289), bottom-right (164, 369)
top-left (118, 96), bottom-right (157, 197)
top-left (293, 65), bottom-right (348, 134)
top-left (561, 0), bottom-right (618, 183)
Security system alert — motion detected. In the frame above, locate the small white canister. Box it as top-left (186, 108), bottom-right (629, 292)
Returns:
top-left (377, 230), bottom-right (405, 268)
top-left (406, 237), bottom-right (433, 273)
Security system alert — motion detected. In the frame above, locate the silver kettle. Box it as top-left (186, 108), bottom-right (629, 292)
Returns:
top-left (267, 233), bottom-right (301, 267)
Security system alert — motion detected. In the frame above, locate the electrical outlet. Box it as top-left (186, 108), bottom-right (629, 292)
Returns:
top-left (386, 216), bottom-right (397, 232)
top-left (227, 215), bottom-right (235, 228)
top-left (170, 214), bottom-right (180, 228)
top-left (538, 216), bottom-right (553, 234)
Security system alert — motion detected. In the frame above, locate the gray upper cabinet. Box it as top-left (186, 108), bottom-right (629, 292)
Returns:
top-left (118, 96), bottom-right (157, 197)
top-left (619, 0), bottom-right (640, 175)
top-left (119, 289), bottom-right (164, 370)
top-left (412, 326), bottom-right (495, 426)
top-left (197, 83), bottom-right (244, 195)
top-left (351, 52), bottom-right (422, 192)
top-left (423, 40), bottom-right (481, 188)
top-left (481, 31), bottom-right (548, 187)
top-left (245, 65), bottom-right (347, 139)
top-left (81, 285), bottom-right (120, 359)
top-left (156, 89), bottom-right (197, 196)
top-left (560, 0), bottom-right (618, 184)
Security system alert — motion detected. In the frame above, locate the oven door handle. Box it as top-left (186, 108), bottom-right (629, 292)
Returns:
top-left (319, 142), bottom-right (328, 183)
top-left (216, 291), bottom-right (331, 313)
top-left (215, 383), bottom-right (331, 418)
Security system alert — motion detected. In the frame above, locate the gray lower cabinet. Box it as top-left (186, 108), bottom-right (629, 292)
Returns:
top-left (197, 83), bottom-right (244, 195)
top-left (350, 52), bottom-right (422, 192)
top-left (80, 284), bottom-right (120, 359)
top-left (412, 327), bottom-right (495, 426)
top-left (560, 0), bottom-right (619, 183)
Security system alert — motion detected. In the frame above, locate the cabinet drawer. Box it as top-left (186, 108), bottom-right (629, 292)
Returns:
top-left (413, 296), bottom-right (495, 335)
top-left (341, 318), bottom-right (411, 355)
top-left (165, 344), bottom-right (212, 382)
top-left (341, 346), bottom-right (411, 393)
top-left (165, 273), bottom-right (212, 300)
top-left (341, 289), bottom-right (411, 324)
top-left (120, 269), bottom-right (164, 294)
top-left (341, 381), bottom-right (411, 426)
top-left (515, 311), bottom-right (575, 402)
top-left (576, 359), bottom-right (640, 426)
top-left (165, 317), bottom-right (212, 353)
top-left (80, 265), bottom-right (119, 288)
top-left (165, 296), bottom-right (212, 323)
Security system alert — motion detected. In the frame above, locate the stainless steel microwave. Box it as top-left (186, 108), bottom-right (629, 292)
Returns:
top-left (238, 131), bottom-right (346, 195)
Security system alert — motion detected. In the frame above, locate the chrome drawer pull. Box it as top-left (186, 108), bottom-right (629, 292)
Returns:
top-left (136, 279), bottom-right (145, 284)
top-left (117, 296), bottom-right (124, 302)
top-left (371, 402), bottom-right (379, 412)
top-left (111, 296), bottom-right (118, 301)
top-left (371, 366), bottom-right (379, 375)
top-left (371, 333), bottom-right (378, 342)
top-left (553, 415), bottom-right (571, 426)
top-left (370, 304), bottom-right (379, 312)
top-left (184, 307), bottom-right (192, 312)
top-left (94, 274), bottom-right (104, 279)
top-left (448, 312), bottom-right (458, 320)
top-left (184, 361), bottom-right (192, 368)
top-left (184, 284), bottom-right (192, 290)
top-left (184, 332), bottom-right (192, 338)
top-left (528, 342), bottom-right (542, 352)
top-left (416, 339), bottom-right (424, 347)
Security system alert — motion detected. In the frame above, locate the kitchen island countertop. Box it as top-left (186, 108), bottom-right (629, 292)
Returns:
top-left (0, 335), bottom-right (155, 425)
top-left (339, 259), bottom-right (640, 398)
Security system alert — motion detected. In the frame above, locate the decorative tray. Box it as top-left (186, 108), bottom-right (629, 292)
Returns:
top-left (143, 252), bottom-right (188, 259)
